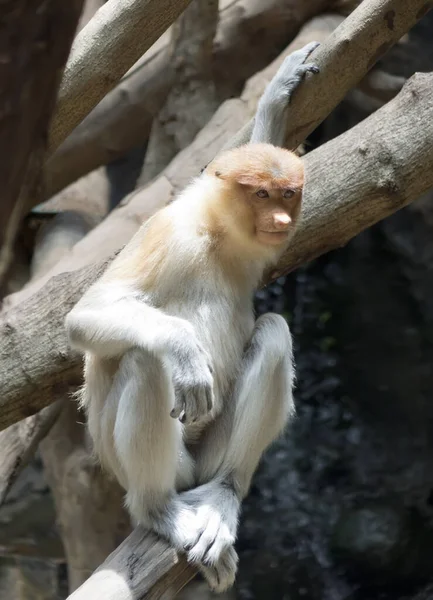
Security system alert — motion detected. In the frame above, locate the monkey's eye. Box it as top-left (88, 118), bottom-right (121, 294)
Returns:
top-left (256, 189), bottom-right (269, 198)
top-left (283, 189), bottom-right (295, 199)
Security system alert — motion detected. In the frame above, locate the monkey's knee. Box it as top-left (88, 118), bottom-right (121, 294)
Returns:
top-left (249, 312), bottom-right (292, 361)
top-left (119, 348), bottom-right (148, 374)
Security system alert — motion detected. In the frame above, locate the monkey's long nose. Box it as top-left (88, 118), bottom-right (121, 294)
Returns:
top-left (273, 213), bottom-right (291, 229)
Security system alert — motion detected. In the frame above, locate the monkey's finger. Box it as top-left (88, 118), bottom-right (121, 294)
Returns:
top-left (170, 391), bottom-right (184, 419)
top-left (302, 40), bottom-right (320, 59)
top-left (198, 563), bottom-right (219, 592)
top-left (204, 527), bottom-right (234, 566)
top-left (188, 512), bottom-right (220, 564)
top-left (278, 41), bottom-right (320, 79)
top-left (299, 63), bottom-right (320, 76)
top-left (184, 389), bottom-right (199, 423)
top-left (199, 548), bottom-right (238, 593)
top-left (194, 386), bottom-right (212, 421)
top-left (205, 387), bottom-right (213, 413)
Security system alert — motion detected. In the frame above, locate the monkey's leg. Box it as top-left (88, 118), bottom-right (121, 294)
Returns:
top-left (105, 350), bottom-right (195, 531)
top-left (181, 314), bottom-right (294, 590)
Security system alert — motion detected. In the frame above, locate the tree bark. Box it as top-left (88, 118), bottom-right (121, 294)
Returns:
top-left (45, 0), bottom-right (334, 199)
top-left (48, 0), bottom-right (194, 154)
top-left (68, 527), bottom-right (195, 600)
top-left (77, 0), bottom-right (105, 31)
top-left (137, 0), bottom-right (219, 185)
top-left (0, 0), bottom-right (85, 282)
top-left (1, 69), bottom-right (432, 432)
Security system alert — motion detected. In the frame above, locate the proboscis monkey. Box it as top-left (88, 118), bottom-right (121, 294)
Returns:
top-left (66, 42), bottom-right (319, 592)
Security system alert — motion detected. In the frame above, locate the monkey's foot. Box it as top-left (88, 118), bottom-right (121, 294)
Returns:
top-left (179, 483), bottom-right (240, 565)
top-left (144, 498), bottom-right (200, 552)
top-left (198, 546), bottom-right (238, 593)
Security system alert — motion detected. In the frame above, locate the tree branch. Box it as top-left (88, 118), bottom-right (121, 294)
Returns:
top-left (67, 527), bottom-right (195, 600)
top-left (0, 401), bottom-right (62, 505)
top-left (2, 2), bottom-right (428, 429)
top-left (0, 0), bottom-right (85, 283)
top-left (48, 0), bottom-right (194, 154)
top-left (137, 0), bottom-right (219, 185)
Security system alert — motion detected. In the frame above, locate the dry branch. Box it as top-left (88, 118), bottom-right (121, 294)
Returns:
top-left (0, 0), bottom-right (85, 283)
top-left (224, 0), bottom-right (433, 151)
top-left (48, 0), bottom-right (194, 154)
top-left (45, 0), bottom-right (333, 199)
top-left (0, 402), bottom-right (62, 505)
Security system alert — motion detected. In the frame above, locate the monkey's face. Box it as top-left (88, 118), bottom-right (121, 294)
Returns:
top-left (209, 143), bottom-right (304, 249)
top-left (245, 185), bottom-right (302, 246)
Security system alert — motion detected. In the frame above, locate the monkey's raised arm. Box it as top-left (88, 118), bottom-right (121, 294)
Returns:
top-left (218, 42), bottom-right (319, 154)
top-left (251, 41), bottom-right (319, 146)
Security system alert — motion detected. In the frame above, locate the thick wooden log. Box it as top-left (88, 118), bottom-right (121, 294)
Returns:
top-left (68, 528), bottom-right (195, 600)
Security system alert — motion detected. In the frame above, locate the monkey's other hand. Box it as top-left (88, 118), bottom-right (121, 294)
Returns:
top-left (262, 41), bottom-right (320, 107)
top-left (198, 546), bottom-right (238, 593)
top-left (169, 331), bottom-right (214, 424)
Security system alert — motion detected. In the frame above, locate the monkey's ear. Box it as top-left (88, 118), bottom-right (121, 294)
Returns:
top-left (214, 167), bottom-right (265, 187)
top-left (235, 173), bottom-right (265, 187)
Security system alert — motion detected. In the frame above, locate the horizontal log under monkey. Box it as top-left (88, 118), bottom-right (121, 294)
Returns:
top-left (66, 41), bottom-right (319, 592)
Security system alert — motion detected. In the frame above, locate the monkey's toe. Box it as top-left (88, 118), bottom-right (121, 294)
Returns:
top-left (198, 547), bottom-right (238, 593)
top-left (187, 514), bottom-right (234, 565)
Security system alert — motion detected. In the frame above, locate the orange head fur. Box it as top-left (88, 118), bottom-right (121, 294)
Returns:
top-left (205, 143), bottom-right (304, 251)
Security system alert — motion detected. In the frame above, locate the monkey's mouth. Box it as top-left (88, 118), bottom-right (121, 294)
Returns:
top-left (257, 230), bottom-right (290, 245)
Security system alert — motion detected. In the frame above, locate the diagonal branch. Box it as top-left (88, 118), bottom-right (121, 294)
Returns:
top-left (48, 0), bottom-right (194, 154)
